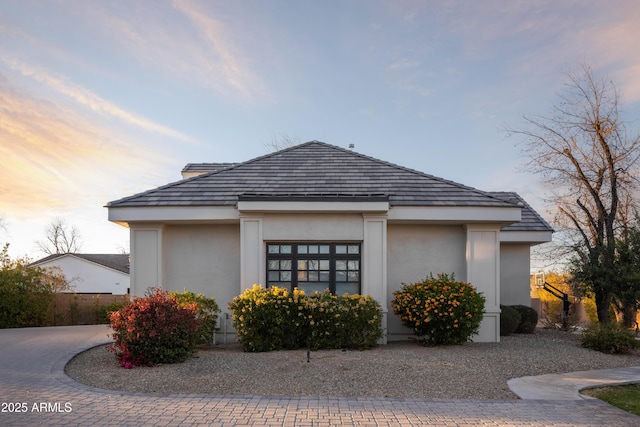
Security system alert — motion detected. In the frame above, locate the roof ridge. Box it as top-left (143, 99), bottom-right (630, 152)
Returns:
top-left (108, 142), bottom-right (317, 207)
top-left (106, 167), bottom-right (219, 206)
top-left (182, 162), bottom-right (237, 170)
top-left (305, 141), bottom-right (519, 207)
top-left (215, 140), bottom-right (317, 170)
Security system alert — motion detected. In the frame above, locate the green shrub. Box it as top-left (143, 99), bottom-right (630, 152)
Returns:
top-left (0, 245), bottom-right (66, 328)
top-left (0, 265), bottom-right (54, 328)
top-left (97, 301), bottom-right (129, 324)
top-left (305, 292), bottom-right (383, 350)
top-left (229, 285), bottom-right (293, 352)
top-left (228, 285), bottom-right (305, 352)
top-left (228, 285), bottom-right (383, 352)
top-left (511, 304), bottom-right (538, 333)
top-left (500, 305), bottom-right (521, 336)
top-left (108, 288), bottom-right (200, 367)
top-left (303, 291), bottom-right (337, 350)
top-left (172, 291), bottom-right (219, 345)
top-left (581, 322), bottom-right (640, 354)
top-left (391, 273), bottom-right (485, 346)
top-left (334, 293), bottom-right (383, 349)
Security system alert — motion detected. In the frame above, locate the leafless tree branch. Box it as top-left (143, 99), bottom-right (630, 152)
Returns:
top-left (36, 218), bottom-right (82, 255)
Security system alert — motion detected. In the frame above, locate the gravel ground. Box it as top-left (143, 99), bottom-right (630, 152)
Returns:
top-left (65, 329), bottom-right (640, 400)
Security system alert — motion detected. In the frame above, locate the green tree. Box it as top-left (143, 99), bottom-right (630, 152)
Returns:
top-left (613, 212), bottom-right (640, 327)
top-left (0, 244), bottom-right (69, 328)
top-left (509, 64), bottom-right (640, 323)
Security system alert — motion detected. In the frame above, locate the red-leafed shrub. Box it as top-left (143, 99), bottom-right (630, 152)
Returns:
top-left (108, 288), bottom-right (199, 367)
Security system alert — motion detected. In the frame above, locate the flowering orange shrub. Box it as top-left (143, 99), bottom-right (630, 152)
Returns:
top-left (229, 285), bottom-right (382, 352)
top-left (391, 273), bottom-right (485, 345)
top-left (108, 288), bottom-right (199, 367)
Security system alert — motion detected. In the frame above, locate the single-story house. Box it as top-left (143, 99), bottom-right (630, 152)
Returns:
top-left (107, 141), bottom-right (552, 342)
top-left (31, 253), bottom-right (130, 294)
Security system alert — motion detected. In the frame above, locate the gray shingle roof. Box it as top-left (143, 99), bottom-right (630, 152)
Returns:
top-left (108, 141), bottom-right (518, 208)
top-left (182, 163), bottom-right (237, 173)
top-left (490, 192), bottom-right (554, 232)
top-left (31, 254), bottom-right (130, 274)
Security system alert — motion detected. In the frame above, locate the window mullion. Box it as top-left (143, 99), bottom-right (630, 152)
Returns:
top-left (292, 256), bottom-right (298, 291)
top-left (329, 257), bottom-right (336, 294)
top-left (291, 244), bottom-right (298, 291)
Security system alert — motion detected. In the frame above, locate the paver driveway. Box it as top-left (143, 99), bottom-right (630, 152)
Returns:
top-left (1, 325), bottom-right (639, 426)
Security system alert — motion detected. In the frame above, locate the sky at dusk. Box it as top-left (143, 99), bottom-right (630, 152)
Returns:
top-left (2, 0), bottom-right (640, 264)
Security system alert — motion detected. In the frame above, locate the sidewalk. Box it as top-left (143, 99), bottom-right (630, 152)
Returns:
top-left (0, 325), bottom-right (639, 426)
top-left (509, 365), bottom-right (640, 400)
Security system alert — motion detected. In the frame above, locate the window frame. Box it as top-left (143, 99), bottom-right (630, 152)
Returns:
top-left (265, 242), bottom-right (361, 294)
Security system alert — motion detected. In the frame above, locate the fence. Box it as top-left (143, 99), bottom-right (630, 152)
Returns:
top-left (51, 293), bottom-right (130, 326)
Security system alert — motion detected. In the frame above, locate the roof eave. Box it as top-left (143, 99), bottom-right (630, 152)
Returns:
top-left (388, 205), bottom-right (521, 225)
top-left (500, 230), bottom-right (553, 245)
top-left (108, 205), bottom-right (240, 225)
top-left (237, 200), bottom-right (390, 213)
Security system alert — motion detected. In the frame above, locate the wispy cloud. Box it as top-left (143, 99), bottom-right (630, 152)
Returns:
top-left (386, 0), bottom-right (640, 112)
top-left (580, 5), bottom-right (640, 103)
top-left (0, 79), bottom-right (172, 218)
top-left (3, 57), bottom-right (196, 142)
top-left (388, 57), bottom-right (420, 71)
top-left (440, 1), bottom-right (640, 100)
top-left (617, 64), bottom-right (640, 104)
top-left (65, 0), bottom-right (267, 104)
top-left (172, 0), bottom-right (264, 102)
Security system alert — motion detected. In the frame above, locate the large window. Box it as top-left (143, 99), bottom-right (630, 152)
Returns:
top-left (266, 243), bottom-right (361, 294)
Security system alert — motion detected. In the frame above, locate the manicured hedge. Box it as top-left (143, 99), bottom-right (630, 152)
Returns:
top-left (228, 285), bottom-right (383, 352)
top-left (500, 305), bottom-right (521, 336)
top-left (511, 304), bottom-right (538, 334)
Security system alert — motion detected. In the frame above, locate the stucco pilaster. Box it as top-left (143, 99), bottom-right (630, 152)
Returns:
top-left (240, 215), bottom-right (264, 291)
top-left (465, 225), bottom-right (501, 342)
top-left (363, 214), bottom-right (388, 343)
top-left (129, 224), bottom-right (164, 296)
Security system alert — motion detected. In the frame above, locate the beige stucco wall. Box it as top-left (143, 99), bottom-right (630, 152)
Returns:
top-left (386, 223), bottom-right (467, 340)
top-left (130, 226), bottom-right (163, 296)
top-left (500, 243), bottom-right (531, 306)
top-left (127, 218), bottom-right (524, 344)
top-left (163, 224), bottom-right (241, 320)
top-left (262, 213), bottom-right (364, 241)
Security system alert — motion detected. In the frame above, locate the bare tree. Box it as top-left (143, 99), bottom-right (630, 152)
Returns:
top-left (507, 64), bottom-right (640, 323)
top-left (264, 133), bottom-right (301, 152)
top-left (36, 218), bottom-right (82, 255)
top-left (115, 242), bottom-right (130, 255)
